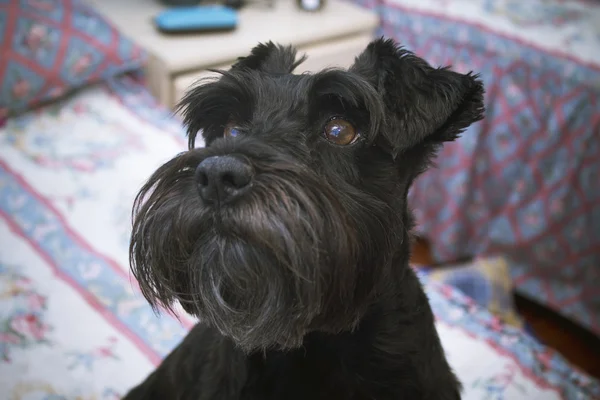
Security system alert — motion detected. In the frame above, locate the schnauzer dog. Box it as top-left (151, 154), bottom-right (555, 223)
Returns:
top-left (125, 38), bottom-right (484, 400)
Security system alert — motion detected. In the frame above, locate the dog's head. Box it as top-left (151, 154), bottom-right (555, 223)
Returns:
top-left (130, 38), bottom-right (484, 352)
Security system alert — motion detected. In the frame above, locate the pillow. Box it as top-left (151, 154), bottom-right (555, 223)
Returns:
top-left (0, 0), bottom-right (146, 117)
top-left (417, 256), bottom-right (524, 328)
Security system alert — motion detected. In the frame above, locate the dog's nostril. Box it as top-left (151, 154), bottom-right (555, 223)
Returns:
top-left (226, 169), bottom-right (252, 189)
top-left (197, 171), bottom-right (209, 187)
top-left (221, 172), bottom-right (236, 188)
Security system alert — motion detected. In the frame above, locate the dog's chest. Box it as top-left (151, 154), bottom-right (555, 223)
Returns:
top-left (240, 342), bottom-right (377, 400)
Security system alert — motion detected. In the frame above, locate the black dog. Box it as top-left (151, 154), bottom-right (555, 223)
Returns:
top-left (124, 38), bottom-right (484, 400)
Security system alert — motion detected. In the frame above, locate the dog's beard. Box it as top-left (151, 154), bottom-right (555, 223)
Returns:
top-left (129, 146), bottom-right (397, 352)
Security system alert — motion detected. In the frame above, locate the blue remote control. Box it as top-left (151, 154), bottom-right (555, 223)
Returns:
top-left (154, 6), bottom-right (238, 33)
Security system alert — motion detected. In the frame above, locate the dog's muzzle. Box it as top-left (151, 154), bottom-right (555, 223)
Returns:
top-left (130, 143), bottom-right (369, 352)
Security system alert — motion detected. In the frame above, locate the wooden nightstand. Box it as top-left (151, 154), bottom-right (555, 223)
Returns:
top-left (88, 0), bottom-right (379, 108)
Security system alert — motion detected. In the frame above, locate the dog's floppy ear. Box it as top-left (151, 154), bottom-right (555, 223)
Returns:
top-left (350, 38), bottom-right (485, 157)
top-left (231, 41), bottom-right (306, 74)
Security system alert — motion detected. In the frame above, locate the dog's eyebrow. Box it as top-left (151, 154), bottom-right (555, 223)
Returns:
top-left (310, 69), bottom-right (384, 138)
top-left (310, 69), bottom-right (368, 107)
top-left (177, 70), bottom-right (257, 147)
top-left (210, 70), bottom-right (257, 107)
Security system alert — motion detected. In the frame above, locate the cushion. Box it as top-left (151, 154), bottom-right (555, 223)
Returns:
top-left (417, 257), bottom-right (524, 328)
top-left (0, 0), bottom-right (146, 117)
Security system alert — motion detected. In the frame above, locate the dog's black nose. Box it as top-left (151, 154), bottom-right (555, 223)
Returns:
top-left (195, 156), bottom-right (253, 204)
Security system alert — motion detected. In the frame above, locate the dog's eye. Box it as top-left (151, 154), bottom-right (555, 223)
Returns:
top-left (323, 118), bottom-right (357, 146)
top-left (224, 123), bottom-right (243, 138)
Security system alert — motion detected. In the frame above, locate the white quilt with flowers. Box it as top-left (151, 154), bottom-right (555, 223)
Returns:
top-left (0, 75), bottom-right (598, 399)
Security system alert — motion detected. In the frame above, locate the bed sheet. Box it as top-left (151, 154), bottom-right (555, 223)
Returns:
top-left (0, 75), bottom-right (598, 399)
top-left (353, 0), bottom-right (600, 336)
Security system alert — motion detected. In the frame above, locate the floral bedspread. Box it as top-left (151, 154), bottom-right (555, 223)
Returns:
top-left (0, 75), bottom-right (599, 399)
top-left (351, 0), bottom-right (600, 337)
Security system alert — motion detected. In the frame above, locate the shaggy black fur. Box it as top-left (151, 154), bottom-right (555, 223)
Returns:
top-left (124, 37), bottom-right (485, 400)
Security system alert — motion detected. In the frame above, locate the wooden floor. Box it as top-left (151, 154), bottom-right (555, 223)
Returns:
top-left (411, 238), bottom-right (600, 379)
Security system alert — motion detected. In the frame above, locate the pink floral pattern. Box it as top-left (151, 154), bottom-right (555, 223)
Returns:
top-left (67, 337), bottom-right (120, 371)
top-left (3, 96), bottom-right (145, 173)
top-left (0, 264), bottom-right (52, 362)
top-left (10, 313), bottom-right (50, 342)
top-left (472, 364), bottom-right (527, 399)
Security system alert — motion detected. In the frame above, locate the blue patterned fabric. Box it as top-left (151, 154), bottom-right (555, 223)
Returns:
top-left (0, 0), bottom-right (146, 116)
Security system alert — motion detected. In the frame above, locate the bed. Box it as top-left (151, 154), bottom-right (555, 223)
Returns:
top-left (350, 0), bottom-right (600, 338)
top-left (0, 0), bottom-right (599, 399)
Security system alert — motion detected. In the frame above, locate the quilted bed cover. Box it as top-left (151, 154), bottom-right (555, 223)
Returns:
top-left (354, 0), bottom-right (600, 337)
top-left (0, 73), bottom-right (599, 399)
